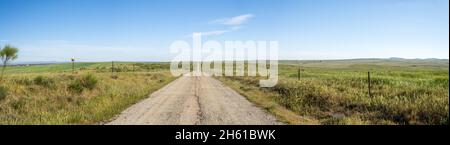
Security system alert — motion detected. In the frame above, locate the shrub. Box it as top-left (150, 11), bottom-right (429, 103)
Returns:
top-left (0, 86), bottom-right (7, 101)
top-left (34, 76), bottom-right (55, 87)
top-left (68, 74), bottom-right (98, 93)
top-left (80, 74), bottom-right (98, 90)
top-left (69, 82), bottom-right (84, 93)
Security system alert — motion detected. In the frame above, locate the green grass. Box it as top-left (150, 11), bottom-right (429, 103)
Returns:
top-left (218, 59), bottom-right (449, 125)
top-left (6, 63), bottom-right (99, 73)
top-left (0, 62), bottom-right (175, 124)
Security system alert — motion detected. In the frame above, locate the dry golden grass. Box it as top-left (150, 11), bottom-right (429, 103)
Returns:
top-left (0, 71), bottom-right (175, 124)
top-left (217, 77), bottom-right (319, 125)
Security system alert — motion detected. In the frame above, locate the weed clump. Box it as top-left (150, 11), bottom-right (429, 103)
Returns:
top-left (34, 76), bottom-right (55, 87)
top-left (69, 74), bottom-right (98, 93)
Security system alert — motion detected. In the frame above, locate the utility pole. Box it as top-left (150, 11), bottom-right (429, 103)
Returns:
top-left (71, 57), bottom-right (75, 74)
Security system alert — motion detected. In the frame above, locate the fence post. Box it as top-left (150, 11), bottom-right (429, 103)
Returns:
top-left (368, 71), bottom-right (372, 98)
top-left (298, 68), bottom-right (301, 80)
top-left (111, 61), bottom-right (114, 75)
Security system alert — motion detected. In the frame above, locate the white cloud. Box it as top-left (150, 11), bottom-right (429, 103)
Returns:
top-left (210, 14), bottom-right (254, 25)
top-left (200, 30), bottom-right (229, 36)
top-left (190, 14), bottom-right (252, 37)
top-left (198, 26), bottom-right (241, 36)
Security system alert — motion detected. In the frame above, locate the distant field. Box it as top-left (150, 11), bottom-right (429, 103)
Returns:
top-left (218, 59), bottom-right (449, 125)
top-left (0, 62), bottom-right (175, 124)
top-left (6, 62), bottom-right (171, 73)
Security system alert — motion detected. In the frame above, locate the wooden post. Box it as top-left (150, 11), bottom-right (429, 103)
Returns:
top-left (111, 61), bottom-right (114, 74)
top-left (71, 57), bottom-right (75, 74)
top-left (133, 64), bottom-right (135, 72)
top-left (298, 68), bottom-right (301, 80)
top-left (368, 71), bottom-right (372, 98)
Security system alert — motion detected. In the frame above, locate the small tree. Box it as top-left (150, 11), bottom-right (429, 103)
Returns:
top-left (0, 45), bottom-right (19, 81)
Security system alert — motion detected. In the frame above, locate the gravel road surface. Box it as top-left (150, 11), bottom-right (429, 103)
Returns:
top-left (107, 75), bottom-right (280, 125)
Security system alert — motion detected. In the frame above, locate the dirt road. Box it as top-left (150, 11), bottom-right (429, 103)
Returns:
top-left (107, 75), bottom-right (280, 125)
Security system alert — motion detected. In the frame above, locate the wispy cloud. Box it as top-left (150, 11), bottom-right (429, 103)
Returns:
top-left (199, 26), bottom-right (241, 36)
top-left (210, 14), bottom-right (254, 25)
top-left (190, 14), bottom-right (253, 37)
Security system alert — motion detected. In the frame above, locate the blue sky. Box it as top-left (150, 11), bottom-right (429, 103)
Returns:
top-left (0, 0), bottom-right (448, 62)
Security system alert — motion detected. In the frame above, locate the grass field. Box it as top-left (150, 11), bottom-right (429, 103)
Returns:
top-left (217, 59), bottom-right (449, 125)
top-left (0, 62), bottom-right (175, 124)
top-left (0, 59), bottom-right (448, 125)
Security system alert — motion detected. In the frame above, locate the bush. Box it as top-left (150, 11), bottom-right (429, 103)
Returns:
top-left (69, 82), bottom-right (84, 93)
top-left (34, 76), bottom-right (55, 87)
top-left (69, 74), bottom-right (98, 93)
top-left (80, 74), bottom-right (98, 90)
top-left (0, 86), bottom-right (7, 101)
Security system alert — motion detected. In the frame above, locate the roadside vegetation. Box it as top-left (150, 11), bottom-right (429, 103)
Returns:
top-left (0, 62), bottom-right (175, 124)
top-left (218, 59), bottom-right (449, 125)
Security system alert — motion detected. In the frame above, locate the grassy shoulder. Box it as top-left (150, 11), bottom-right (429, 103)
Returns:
top-left (216, 77), bottom-right (319, 125)
top-left (0, 63), bottom-right (175, 124)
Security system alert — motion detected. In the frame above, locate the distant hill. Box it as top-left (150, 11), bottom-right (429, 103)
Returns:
top-left (279, 58), bottom-right (449, 70)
